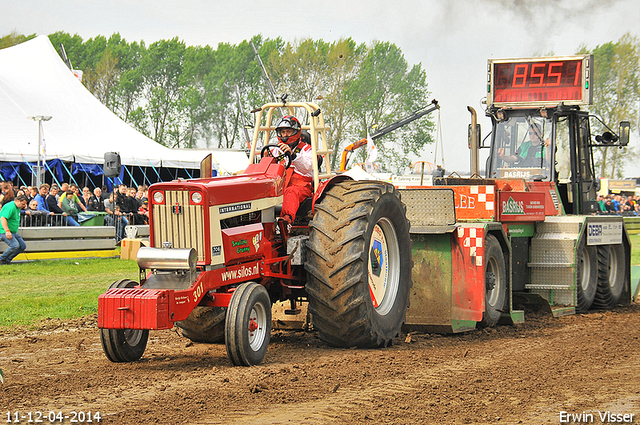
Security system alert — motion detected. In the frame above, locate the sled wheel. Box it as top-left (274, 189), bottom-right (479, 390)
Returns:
top-left (478, 234), bottom-right (507, 328)
top-left (305, 180), bottom-right (412, 348)
top-left (576, 237), bottom-right (598, 312)
top-left (100, 279), bottom-right (149, 362)
top-left (260, 144), bottom-right (292, 169)
top-left (176, 306), bottom-right (227, 343)
top-left (593, 244), bottom-right (626, 309)
top-left (225, 282), bottom-right (271, 366)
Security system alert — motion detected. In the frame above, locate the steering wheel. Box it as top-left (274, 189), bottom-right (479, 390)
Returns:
top-left (260, 144), bottom-right (292, 169)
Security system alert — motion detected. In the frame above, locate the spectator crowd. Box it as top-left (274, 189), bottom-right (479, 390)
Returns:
top-left (0, 181), bottom-right (150, 240)
top-left (2, 180), bottom-right (636, 240)
top-left (597, 193), bottom-right (640, 216)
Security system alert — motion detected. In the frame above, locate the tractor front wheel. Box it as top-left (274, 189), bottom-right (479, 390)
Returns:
top-left (593, 244), bottom-right (626, 309)
top-left (576, 237), bottom-right (598, 312)
top-left (100, 279), bottom-right (149, 362)
top-left (225, 282), bottom-right (272, 366)
top-left (478, 234), bottom-right (506, 328)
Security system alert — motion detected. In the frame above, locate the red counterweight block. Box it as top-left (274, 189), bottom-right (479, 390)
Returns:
top-left (98, 288), bottom-right (173, 330)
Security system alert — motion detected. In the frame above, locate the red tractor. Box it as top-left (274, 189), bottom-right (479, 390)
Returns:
top-left (99, 56), bottom-right (633, 366)
top-left (98, 101), bottom-right (413, 365)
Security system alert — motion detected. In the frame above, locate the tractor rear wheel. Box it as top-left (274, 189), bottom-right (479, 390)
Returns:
top-left (225, 282), bottom-right (271, 366)
top-left (478, 234), bottom-right (506, 328)
top-left (305, 180), bottom-right (412, 348)
top-left (176, 307), bottom-right (226, 343)
top-left (100, 279), bottom-right (149, 362)
top-left (576, 237), bottom-right (598, 312)
top-left (593, 244), bottom-right (626, 309)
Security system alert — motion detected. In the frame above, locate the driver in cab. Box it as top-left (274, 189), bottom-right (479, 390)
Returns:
top-left (498, 123), bottom-right (550, 168)
top-left (274, 115), bottom-right (314, 231)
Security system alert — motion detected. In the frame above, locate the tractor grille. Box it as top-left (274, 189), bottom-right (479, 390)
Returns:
top-left (152, 190), bottom-right (206, 263)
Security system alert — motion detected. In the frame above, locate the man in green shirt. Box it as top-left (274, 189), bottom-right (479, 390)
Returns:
top-left (0, 194), bottom-right (28, 265)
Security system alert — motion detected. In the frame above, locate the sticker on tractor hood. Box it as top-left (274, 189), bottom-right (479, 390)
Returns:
top-left (219, 202), bottom-right (251, 214)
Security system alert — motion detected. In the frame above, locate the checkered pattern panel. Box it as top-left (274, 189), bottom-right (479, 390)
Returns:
top-left (456, 226), bottom-right (485, 267)
top-left (469, 186), bottom-right (495, 212)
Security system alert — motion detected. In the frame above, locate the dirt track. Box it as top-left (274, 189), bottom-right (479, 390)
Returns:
top-left (1, 303), bottom-right (639, 425)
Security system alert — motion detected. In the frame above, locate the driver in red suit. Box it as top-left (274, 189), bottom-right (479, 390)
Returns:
top-left (275, 115), bottom-right (314, 230)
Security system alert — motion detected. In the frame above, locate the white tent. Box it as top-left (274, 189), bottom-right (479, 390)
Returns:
top-left (0, 35), bottom-right (248, 174)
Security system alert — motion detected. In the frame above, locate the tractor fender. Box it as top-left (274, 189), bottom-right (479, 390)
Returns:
top-left (311, 175), bottom-right (353, 214)
top-left (311, 167), bottom-right (379, 213)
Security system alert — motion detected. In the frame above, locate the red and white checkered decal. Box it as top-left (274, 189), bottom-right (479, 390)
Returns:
top-left (470, 186), bottom-right (495, 211)
top-left (456, 226), bottom-right (485, 267)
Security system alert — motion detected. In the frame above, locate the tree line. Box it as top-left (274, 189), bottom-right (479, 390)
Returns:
top-left (578, 33), bottom-right (640, 178)
top-left (1, 31), bottom-right (638, 176)
top-left (1, 31), bottom-right (435, 174)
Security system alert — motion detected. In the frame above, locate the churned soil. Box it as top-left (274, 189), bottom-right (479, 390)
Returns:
top-left (1, 303), bottom-right (639, 425)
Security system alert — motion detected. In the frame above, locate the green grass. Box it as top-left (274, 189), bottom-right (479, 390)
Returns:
top-left (1, 235), bottom-right (639, 330)
top-left (0, 258), bottom-right (138, 328)
top-left (630, 234), bottom-right (640, 266)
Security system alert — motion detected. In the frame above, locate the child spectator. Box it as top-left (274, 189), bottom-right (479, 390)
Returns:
top-left (138, 199), bottom-right (149, 225)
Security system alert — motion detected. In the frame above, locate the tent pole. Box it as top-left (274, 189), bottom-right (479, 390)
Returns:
top-left (124, 165), bottom-right (138, 188)
top-left (20, 156), bottom-right (37, 186)
top-left (8, 162), bottom-right (28, 187)
top-left (60, 161), bottom-right (79, 186)
top-left (137, 165), bottom-right (151, 186)
top-left (83, 169), bottom-right (96, 189)
top-left (44, 160), bottom-right (61, 187)
top-left (27, 115), bottom-right (52, 187)
top-left (148, 161), bottom-right (161, 182)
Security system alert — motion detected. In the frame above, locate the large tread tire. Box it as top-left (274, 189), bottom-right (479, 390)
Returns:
top-left (100, 279), bottom-right (149, 362)
top-left (576, 237), bottom-right (598, 313)
top-left (175, 306), bottom-right (226, 343)
top-left (305, 180), bottom-right (412, 348)
top-left (225, 282), bottom-right (271, 366)
top-left (593, 244), bottom-right (626, 309)
top-left (478, 234), bottom-right (507, 328)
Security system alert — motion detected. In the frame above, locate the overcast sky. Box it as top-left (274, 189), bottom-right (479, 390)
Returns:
top-left (2, 0), bottom-right (640, 175)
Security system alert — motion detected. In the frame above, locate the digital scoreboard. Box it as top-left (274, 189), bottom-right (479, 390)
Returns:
top-left (487, 55), bottom-right (593, 107)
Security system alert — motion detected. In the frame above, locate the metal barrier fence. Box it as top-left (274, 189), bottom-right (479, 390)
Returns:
top-left (18, 214), bottom-right (137, 246)
top-left (19, 226), bottom-right (118, 253)
top-left (20, 213), bottom-right (70, 227)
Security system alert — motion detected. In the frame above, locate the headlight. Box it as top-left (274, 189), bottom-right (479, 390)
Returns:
top-left (153, 191), bottom-right (164, 204)
top-left (191, 191), bottom-right (203, 204)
